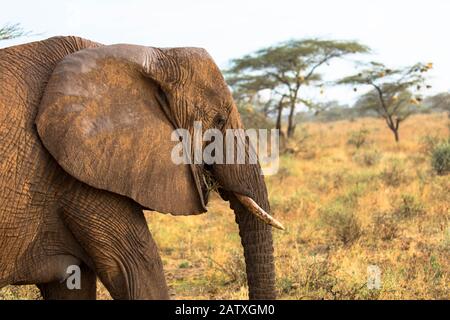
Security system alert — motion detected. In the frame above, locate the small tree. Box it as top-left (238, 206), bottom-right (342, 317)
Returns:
top-left (338, 62), bottom-right (432, 142)
top-left (0, 23), bottom-right (30, 41)
top-left (226, 39), bottom-right (369, 138)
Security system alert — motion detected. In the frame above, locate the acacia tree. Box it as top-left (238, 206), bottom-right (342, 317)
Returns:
top-left (0, 23), bottom-right (30, 41)
top-left (339, 62), bottom-right (432, 142)
top-left (225, 39), bottom-right (369, 138)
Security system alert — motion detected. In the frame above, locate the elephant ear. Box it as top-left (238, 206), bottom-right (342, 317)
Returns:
top-left (36, 44), bottom-right (207, 215)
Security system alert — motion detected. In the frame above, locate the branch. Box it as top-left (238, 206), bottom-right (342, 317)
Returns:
top-left (370, 82), bottom-right (389, 117)
top-left (304, 53), bottom-right (338, 81)
top-left (0, 23), bottom-right (31, 41)
top-left (267, 71), bottom-right (292, 88)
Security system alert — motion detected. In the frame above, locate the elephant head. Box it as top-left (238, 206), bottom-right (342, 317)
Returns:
top-left (36, 44), bottom-right (283, 299)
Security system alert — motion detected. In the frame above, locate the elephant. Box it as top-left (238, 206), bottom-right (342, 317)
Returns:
top-left (0, 36), bottom-right (283, 300)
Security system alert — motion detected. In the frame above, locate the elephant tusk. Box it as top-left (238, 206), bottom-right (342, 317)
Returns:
top-left (234, 193), bottom-right (285, 230)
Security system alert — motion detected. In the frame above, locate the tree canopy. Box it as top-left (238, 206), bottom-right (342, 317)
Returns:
top-left (338, 61), bottom-right (432, 142)
top-left (225, 38), bottom-right (370, 138)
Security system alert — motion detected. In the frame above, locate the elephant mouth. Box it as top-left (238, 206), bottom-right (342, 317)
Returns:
top-left (199, 164), bottom-right (285, 230)
top-left (198, 164), bottom-right (219, 204)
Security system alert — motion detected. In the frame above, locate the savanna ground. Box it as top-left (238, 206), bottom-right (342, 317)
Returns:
top-left (1, 113), bottom-right (449, 300)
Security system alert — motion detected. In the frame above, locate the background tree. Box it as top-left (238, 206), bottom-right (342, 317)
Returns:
top-left (0, 23), bottom-right (30, 41)
top-left (338, 62), bottom-right (432, 142)
top-left (425, 92), bottom-right (450, 116)
top-left (296, 100), bottom-right (354, 122)
top-left (225, 39), bottom-right (369, 138)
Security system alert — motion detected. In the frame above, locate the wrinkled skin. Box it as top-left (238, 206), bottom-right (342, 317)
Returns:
top-left (0, 37), bottom-right (276, 299)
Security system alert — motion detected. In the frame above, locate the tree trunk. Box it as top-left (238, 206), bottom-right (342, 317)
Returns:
top-left (387, 124), bottom-right (400, 142)
top-left (385, 117), bottom-right (400, 143)
top-left (393, 128), bottom-right (399, 142)
top-left (275, 98), bottom-right (284, 135)
top-left (287, 103), bottom-right (296, 138)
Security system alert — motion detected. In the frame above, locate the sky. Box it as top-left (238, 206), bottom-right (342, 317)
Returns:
top-left (1, 0), bottom-right (449, 105)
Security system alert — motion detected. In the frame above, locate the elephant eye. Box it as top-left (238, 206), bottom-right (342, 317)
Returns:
top-left (214, 115), bottom-right (226, 128)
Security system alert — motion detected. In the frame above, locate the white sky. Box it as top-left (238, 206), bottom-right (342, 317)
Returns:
top-left (1, 0), bottom-right (449, 105)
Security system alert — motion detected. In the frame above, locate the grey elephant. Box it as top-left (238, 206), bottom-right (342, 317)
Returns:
top-left (0, 36), bottom-right (282, 299)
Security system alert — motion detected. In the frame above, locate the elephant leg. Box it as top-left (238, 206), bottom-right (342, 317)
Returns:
top-left (37, 263), bottom-right (97, 300)
top-left (60, 186), bottom-right (169, 300)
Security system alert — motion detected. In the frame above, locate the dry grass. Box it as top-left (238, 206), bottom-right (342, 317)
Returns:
top-left (1, 113), bottom-right (449, 300)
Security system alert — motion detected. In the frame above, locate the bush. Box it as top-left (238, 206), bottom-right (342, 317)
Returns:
top-left (300, 259), bottom-right (337, 293)
top-left (275, 167), bottom-right (291, 182)
top-left (431, 142), bottom-right (450, 175)
top-left (178, 261), bottom-right (190, 269)
top-left (282, 127), bottom-right (311, 155)
top-left (211, 251), bottom-right (246, 287)
top-left (271, 191), bottom-right (303, 212)
top-left (319, 203), bottom-right (361, 245)
top-left (380, 160), bottom-right (407, 187)
top-left (393, 195), bottom-right (425, 219)
top-left (278, 277), bottom-right (296, 294)
top-left (353, 150), bottom-right (382, 167)
top-left (420, 135), bottom-right (442, 155)
top-left (372, 213), bottom-right (399, 241)
top-left (347, 128), bottom-right (370, 149)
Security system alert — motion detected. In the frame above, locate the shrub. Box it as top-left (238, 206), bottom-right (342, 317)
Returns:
top-left (372, 213), bottom-right (399, 241)
top-left (431, 142), bottom-right (450, 175)
top-left (326, 172), bottom-right (346, 190)
top-left (420, 135), bottom-right (442, 155)
top-left (393, 194), bottom-right (425, 219)
top-left (278, 277), bottom-right (296, 294)
top-left (319, 203), bottom-right (361, 245)
top-left (297, 126), bottom-right (311, 146)
top-left (271, 166), bottom-right (292, 183)
top-left (300, 259), bottom-right (337, 293)
top-left (271, 191), bottom-right (303, 212)
top-left (380, 160), bottom-right (407, 187)
top-left (338, 186), bottom-right (365, 207)
top-left (282, 127), bottom-right (311, 155)
top-left (178, 261), bottom-right (190, 269)
top-left (347, 128), bottom-right (370, 149)
top-left (353, 150), bottom-right (382, 167)
top-left (210, 251), bottom-right (246, 287)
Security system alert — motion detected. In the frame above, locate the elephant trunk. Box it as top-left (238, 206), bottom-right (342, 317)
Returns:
top-left (230, 192), bottom-right (276, 299)
top-left (214, 161), bottom-right (277, 299)
top-left (210, 105), bottom-right (278, 299)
